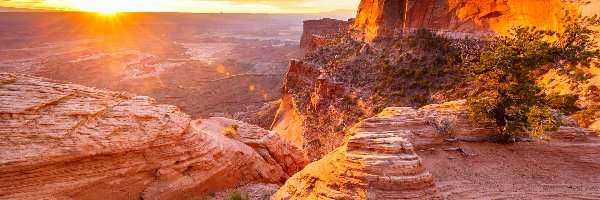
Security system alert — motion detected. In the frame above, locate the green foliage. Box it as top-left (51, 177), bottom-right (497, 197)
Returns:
top-left (225, 191), bottom-right (249, 200)
top-left (572, 105), bottom-right (600, 127)
top-left (547, 93), bottom-right (580, 114)
top-left (466, 14), bottom-right (600, 140)
top-left (374, 29), bottom-right (470, 108)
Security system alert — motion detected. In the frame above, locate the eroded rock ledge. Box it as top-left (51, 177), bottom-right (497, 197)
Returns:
top-left (0, 73), bottom-right (306, 200)
top-left (272, 104), bottom-right (451, 199)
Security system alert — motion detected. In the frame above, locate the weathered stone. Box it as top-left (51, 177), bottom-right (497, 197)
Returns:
top-left (353, 0), bottom-right (600, 41)
top-left (273, 103), bottom-right (445, 200)
top-left (300, 18), bottom-right (353, 49)
top-left (0, 73), bottom-right (307, 200)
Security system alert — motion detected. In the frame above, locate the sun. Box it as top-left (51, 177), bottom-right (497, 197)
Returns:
top-left (69, 0), bottom-right (125, 15)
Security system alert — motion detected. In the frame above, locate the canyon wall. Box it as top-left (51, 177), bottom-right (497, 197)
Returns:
top-left (271, 60), bottom-right (359, 160)
top-left (300, 18), bottom-right (353, 49)
top-left (353, 0), bottom-right (598, 41)
top-left (0, 73), bottom-right (306, 200)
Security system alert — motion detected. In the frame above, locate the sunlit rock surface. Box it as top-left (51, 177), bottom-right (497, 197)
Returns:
top-left (273, 100), bottom-right (599, 199)
top-left (353, 0), bottom-right (599, 41)
top-left (0, 73), bottom-right (306, 200)
top-left (300, 18), bottom-right (353, 49)
top-left (272, 104), bottom-right (459, 200)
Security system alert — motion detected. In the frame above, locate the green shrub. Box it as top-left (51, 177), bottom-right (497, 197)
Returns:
top-left (547, 93), bottom-right (580, 114)
top-left (466, 14), bottom-right (600, 141)
top-left (225, 191), bottom-right (249, 200)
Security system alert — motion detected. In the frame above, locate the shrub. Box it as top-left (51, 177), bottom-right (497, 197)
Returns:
top-left (226, 191), bottom-right (249, 200)
top-left (466, 14), bottom-right (600, 141)
top-left (221, 124), bottom-right (239, 138)
top-left (547, 93), bottom-right (580, 114)
top-left (572, 105), bottom-right (600, 127)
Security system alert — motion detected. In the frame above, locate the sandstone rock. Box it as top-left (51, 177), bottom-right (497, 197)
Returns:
top-left (273, 100), bottom-right (598, 199)
top-left (300, 18), bottom-right (353, 49)
top-left (192, 117), bottom-right (308, 177)
top-left (0, 73), bottom-right (306, 200)
top-left (272, 60), bottom-right (320, 149)
top-left (273, 105), bottom-right (444, 200)
top-left (353, 0), bottom-right (600, 41)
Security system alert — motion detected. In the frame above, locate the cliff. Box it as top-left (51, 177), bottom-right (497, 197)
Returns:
top-left (300, 18), bottom-right (353, 49)
top-left (353, 0), bottom-right (597, 41)
top-left (271, 59), bottom-right (364, 160)
top-left (0, 73), bottom-right (307, 199)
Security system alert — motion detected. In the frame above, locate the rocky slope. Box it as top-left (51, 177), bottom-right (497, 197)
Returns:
top-left (271, 29), bottom-right (473, 159)
top-left (0, 73), bottom-right (306, 200)
top-left (353, 0), bottom-right (599, 41)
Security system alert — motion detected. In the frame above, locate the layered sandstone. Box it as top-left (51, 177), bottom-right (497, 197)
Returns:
top-left (273, 100), bottom-right (598, 199)
top-left (273, 104), bottom-right (449, 199)
top-left (300, 18), bottom-right (353, 49)
top-left (353, 0), bottom-right (598, 41)
top-left (0, 73), bottom-right (306, 200)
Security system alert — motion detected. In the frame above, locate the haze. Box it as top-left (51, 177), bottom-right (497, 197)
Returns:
top-left (0, 0), bottom-right (360, 13)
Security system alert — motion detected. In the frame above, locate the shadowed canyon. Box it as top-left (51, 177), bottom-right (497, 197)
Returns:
top-left (1, 0), bottom-right (600, 199)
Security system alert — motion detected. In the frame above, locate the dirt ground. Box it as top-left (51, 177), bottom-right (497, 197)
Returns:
top-left (420, 138), bottom-right (600, 199)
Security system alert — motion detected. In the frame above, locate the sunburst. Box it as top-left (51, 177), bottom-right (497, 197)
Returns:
top-left (69, 0), bottom-right (125, 15)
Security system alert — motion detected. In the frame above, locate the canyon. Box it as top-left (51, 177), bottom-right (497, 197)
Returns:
top-left (1, 0), bottom-right (600, 199)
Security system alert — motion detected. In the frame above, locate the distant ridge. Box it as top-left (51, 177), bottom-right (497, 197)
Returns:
top-left (0, 6), bottom-right (56, 12)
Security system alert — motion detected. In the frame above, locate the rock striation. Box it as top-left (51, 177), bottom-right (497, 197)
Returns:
top-left (0, 73), bottom-right (306, 200)
top-left (300, 18), bottom-right (353, 49)
top-left (272, 104), bottom-right (456, 199)
top-left (273, 99), bottom-right (599, 199)
top-left (353, 0), bottom-right (598, 41)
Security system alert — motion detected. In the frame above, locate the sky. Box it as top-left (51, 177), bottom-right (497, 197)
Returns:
top-left (0, 0), bottom-right (360, 13)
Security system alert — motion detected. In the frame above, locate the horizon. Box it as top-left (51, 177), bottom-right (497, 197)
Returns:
top-left (0, 9), bottom-right (358, 15)
top-left (0, 0), bottom-right (360, 14)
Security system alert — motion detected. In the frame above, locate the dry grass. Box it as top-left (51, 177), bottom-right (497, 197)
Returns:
top-left (221, 124), bottom-right (240, 138)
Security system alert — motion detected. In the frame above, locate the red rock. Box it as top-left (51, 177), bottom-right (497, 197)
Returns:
top-left (300, 18), bottom-right (353, 49)
top-left (353, 0), bottom-right (598, 41)
top-left (273, 103), bottom-right (444, 200)
top-left (0, 73), bottom-right (306, 200)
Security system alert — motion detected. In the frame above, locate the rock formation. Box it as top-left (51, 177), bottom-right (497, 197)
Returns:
top-left (272, 103), bottom-right (457, 199)
top-left (271, 60), bottom-right (320, 149)
top-left (300, 18), bottom-right (353, 49)
top-left (273, 99), bottom-right (598, 199)
top-left (271, 60), bottom-right (355, 159)
top-left (353, 0), bottom-right (599, 41)
top-left (0, 73), bottom-right (306, 200)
